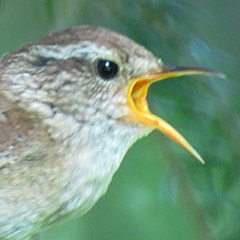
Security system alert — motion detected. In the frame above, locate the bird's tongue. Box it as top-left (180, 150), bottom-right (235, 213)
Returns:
top-left (127, 66), bottom-right (223, 164)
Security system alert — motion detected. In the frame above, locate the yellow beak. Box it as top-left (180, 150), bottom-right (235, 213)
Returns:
top-left (127, 65), bottom-right (223, 164)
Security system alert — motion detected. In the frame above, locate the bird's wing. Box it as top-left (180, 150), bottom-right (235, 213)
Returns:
top-left (0, 95), bottom-right (53, 168)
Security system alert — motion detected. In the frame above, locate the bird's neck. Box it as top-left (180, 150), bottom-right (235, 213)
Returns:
top-left (49, 117), bottom-right (151, 221)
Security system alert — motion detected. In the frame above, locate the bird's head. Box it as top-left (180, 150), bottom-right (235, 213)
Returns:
top-left (1, 26), bottom-right (221, 163)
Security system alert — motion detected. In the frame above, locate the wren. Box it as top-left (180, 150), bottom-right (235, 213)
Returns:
top-left (0, 26), bottom-right (220, 239)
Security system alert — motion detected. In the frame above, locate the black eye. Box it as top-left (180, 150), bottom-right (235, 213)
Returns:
top-left (97, 59), bottom-right (119, 80)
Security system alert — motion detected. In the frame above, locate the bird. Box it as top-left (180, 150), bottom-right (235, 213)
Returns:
top-left (0, 25), bottom-right (220, 240)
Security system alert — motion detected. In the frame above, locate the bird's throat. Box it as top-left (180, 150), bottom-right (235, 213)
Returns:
top-left (56, 120), bottom-right (150, 220)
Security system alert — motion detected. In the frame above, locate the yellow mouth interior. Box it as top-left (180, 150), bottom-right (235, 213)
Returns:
top-left (127, 67), bottom-right (223, 164)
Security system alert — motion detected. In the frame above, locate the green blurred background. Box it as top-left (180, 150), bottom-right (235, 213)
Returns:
top-left (0, 0), bottom-right (239, 239)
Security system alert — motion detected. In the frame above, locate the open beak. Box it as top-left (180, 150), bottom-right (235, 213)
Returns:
top-left (127, 65), bottom-right (223, 164)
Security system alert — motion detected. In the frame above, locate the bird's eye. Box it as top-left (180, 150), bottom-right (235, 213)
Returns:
top-left (97, 59), bottom-right (119, 80)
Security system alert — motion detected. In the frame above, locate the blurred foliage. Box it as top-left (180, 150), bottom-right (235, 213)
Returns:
top-left (0, 0), bottom-right (239, 239)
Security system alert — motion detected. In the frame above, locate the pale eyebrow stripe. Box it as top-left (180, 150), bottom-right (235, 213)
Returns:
top-left (30, 42), bottom-right (114, 60)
